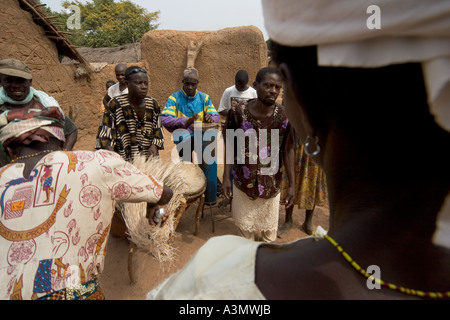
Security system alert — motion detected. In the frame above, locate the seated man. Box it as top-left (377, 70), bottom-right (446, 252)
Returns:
top-left (161, 67), bottom-right (219, 162)
top-left (0, 58), bottom-right (78, 166)
top-left (95, 66), bottom-right (164, 162)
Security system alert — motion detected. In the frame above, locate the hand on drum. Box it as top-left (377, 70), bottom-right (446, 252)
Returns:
top-left (204, 113), bottom-right (214, 123)
top-left (146, 203), bottom-right (169, 227)
top-left (185, 113), bottom-right (199, 128)
top-left (148, 144), bottom-right (159, 157)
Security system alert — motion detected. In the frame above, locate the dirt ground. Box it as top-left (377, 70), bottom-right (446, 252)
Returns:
top-left (75, 129), bottom-right (330, 300)
top-left (100, 204), bottom-right (330, 300)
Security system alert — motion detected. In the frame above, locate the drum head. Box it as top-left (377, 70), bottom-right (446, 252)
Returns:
top-left (200, 122), bottom-right (219, 131)
top-left (175, 161), bottom-right (206, 198)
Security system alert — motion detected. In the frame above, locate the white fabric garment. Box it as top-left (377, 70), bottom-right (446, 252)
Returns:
top-left (261, 0), bottom-right (450, 250)
top-left (147, 235), bottom-right (266, 299)
top-left (217, 85), bottom-right (257, 113)
top-left (262, 0), bottom-right (450, 133)
top-left (147, 233), bottom-right (319, 299)
top-left (433, 193), bottom-right (450, 249)
top-left (107, 82), bottom-right (128, 100)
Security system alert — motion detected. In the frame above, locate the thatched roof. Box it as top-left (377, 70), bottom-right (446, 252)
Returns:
top-left (61, 43), bottom-right (141, 64)
top-left (17, 0), bottom-right (91, 72)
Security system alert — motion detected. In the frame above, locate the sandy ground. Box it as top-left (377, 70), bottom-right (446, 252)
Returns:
top-left (100, 201), bottom-right (330, 300)
top-left (77, 128), bottom-right (330, 300)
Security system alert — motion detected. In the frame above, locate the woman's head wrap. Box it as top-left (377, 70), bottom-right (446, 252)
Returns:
top-left (262, 0), bottom-right (450, 133)
top-left (0, 105), bottom-right (65, 149)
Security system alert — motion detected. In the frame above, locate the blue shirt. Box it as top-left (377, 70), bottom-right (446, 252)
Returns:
top-left (161, 89), bottom-right (218, 133)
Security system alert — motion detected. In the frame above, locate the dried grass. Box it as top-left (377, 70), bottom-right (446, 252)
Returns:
top-left (121, 155), bottom-right (204, 266)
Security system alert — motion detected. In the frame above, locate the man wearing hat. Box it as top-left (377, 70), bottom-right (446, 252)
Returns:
top-left (0, 58), bottom-right (78, 166)
top-left (161, 67), bottom-right (219, 162)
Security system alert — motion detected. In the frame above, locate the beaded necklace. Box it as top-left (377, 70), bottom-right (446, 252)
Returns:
top-left (11, 150), bottom-right (54, 163)
top-left (314, 229), bottom-right (450, 299)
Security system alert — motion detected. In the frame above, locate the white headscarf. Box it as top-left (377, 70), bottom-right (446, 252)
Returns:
top-left (262, 0), bottom-right (450, 133)
top-left (262, 0), bottom-right (450, 248)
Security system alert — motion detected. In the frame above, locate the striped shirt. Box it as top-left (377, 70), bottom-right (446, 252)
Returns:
top-left (161, 89), bottom-right (219, 133)
top-left (95, 94), bottom-right (164, 161)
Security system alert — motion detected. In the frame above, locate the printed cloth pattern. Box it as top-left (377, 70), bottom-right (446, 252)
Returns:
top-left (217, 86), bottom-right (257, 114)
top-left (96, 94), bottom-right (164, 161)
top-left (280, 139), bottom-right (328, 210)
top-left (225, 101), bottom-right (289, 200)
top-left (35, 278), bottom-right (104, 300)
top-left (0, 150), bottom-right (163, 300)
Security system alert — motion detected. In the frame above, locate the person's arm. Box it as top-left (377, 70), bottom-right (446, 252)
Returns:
top-left (161, 114), bottom-right (189, 132)
top-left (157, 185), bottom-right (173, 205)
top-left (103, 93), bottom-right (111, 109)
top-left (64, 130), bottom-right (78, 151)
top-left (147, 98), bottom-right (164, 155)
top-left (102, 151), bottom-right (173, 226)
top-left (63, 116), bottom-right (78, 151)
top-left (161, 96), bottom-right (190, 132)
top-left (203, 94), bottom-right (219, 123)
top-left (103, 84), bottom-right (115, 107)
top-left (217, 88), bottom-right (230, 116)
top-left (204, 112), bottom-right (220, 123)
top-left (95, 99), bottom-right (117, 151)
top-left (146, 184), bottom-right (174, 225)
top-left (221, 108), bottom-right (236, 199)
top-left (282, 124), bottom-right (295, 209)
top-left (222, 163), bottom-right (233, 199)
top-left (147, 144), bottom-right (159, 157)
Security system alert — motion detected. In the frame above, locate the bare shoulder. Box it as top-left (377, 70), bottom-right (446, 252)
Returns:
top-left (255, 238), bottom-right (413, 300)
top-left (255, 238), bottom-right (341, 299)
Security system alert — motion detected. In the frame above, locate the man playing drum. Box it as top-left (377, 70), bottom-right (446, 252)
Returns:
top-left (161, 67), bottom-right (219, 162)
top-left (162, 68), bottom-right (220, 205)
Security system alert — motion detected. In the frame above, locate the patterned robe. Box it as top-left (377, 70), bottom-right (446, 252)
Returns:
top-left (96, 94), bottom-right (164, 161)
top-left (224, 100), bottom-right (290, 200)
top-left (0, 150), bottom-right (164, 299)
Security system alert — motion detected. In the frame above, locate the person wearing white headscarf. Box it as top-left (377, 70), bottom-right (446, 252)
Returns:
top-left (263, 0), bottom-right (450, 133)
top-left (0, 106), bottom-right (173, 300)
top-left (147, 0), bottom-right (450, 300)
top-left (262, 0), bottom-right (450, 251)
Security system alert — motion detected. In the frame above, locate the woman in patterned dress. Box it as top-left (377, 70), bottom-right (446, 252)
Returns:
top-left (278, 136), bottom-right (328, 236)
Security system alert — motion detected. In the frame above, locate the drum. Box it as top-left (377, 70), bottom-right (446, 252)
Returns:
top-left (173, 161), bottom-right (207, 200)
top-left (121, 155), bottom-right (207, 259)
top-left (200, 122), bottom-right (220, 131)
top-left (173, 161), bottom-right (207, 236)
